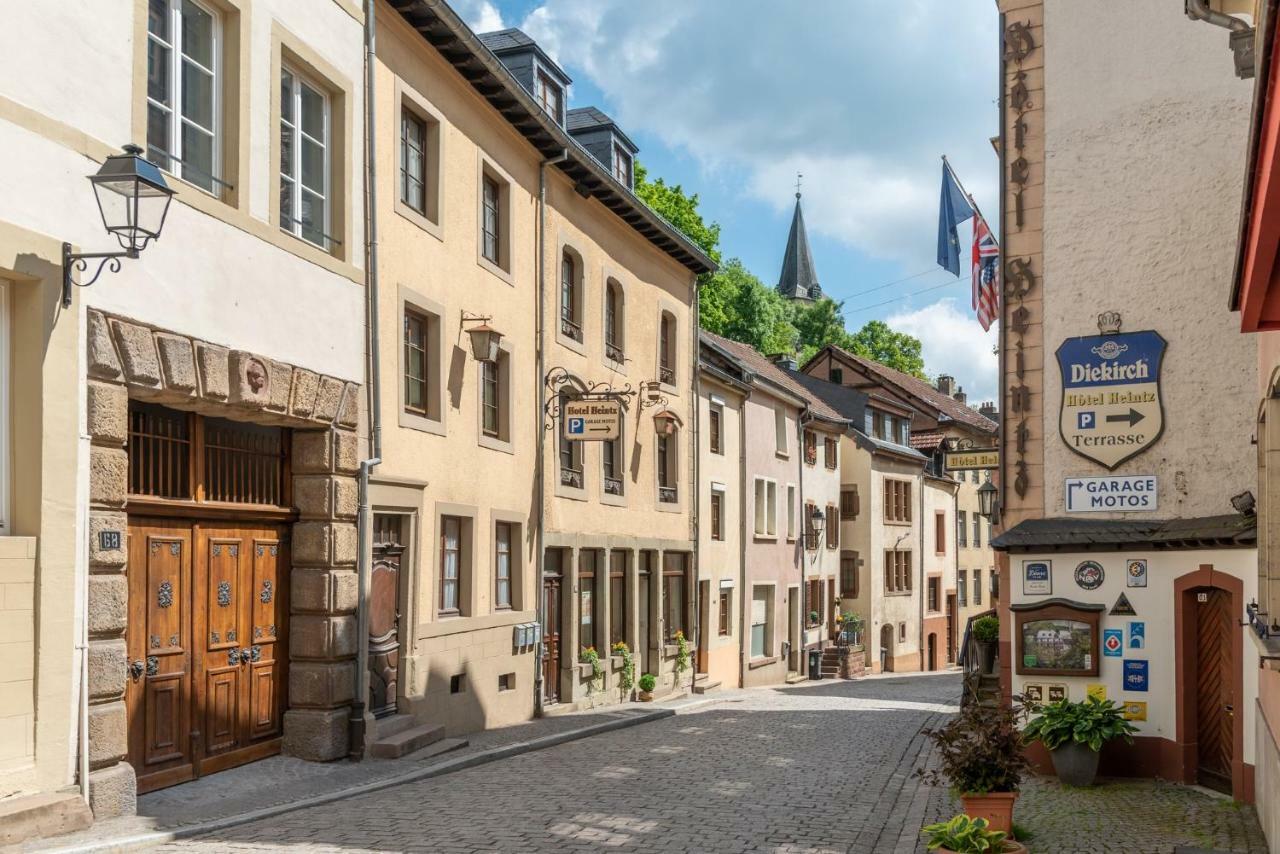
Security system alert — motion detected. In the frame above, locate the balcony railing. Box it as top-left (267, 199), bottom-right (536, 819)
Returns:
top-left (659, 364), bottom-right (675, 386)
top-left (604, 476), bottom-right (624, 496)
top-left (560, 314), bottom-right (583, 343)
top-left (560, 466), bottom-right (583, 489)
top-left (658, 486), bottom-right (678, 504)
top-left (606, 341), bottom-right (624, 363)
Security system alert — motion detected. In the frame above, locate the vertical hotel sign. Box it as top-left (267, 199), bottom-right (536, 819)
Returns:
top-left (1003, 14), bottom-right (1039, 500)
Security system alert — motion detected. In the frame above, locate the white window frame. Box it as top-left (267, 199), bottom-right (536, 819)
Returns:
top-left (280, 65), bottom-right (332, 249)
top-left (753, 477), bottom-right (777, 538)
top-left (146, 0), bottom-right (222, 194)
top-left (786, 483), bottom-right (797, 541)
top-left (0, 282), bottom-right (8, 534)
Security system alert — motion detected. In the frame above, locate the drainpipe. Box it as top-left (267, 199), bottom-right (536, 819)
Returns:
top-left (534, 148), bottom-right (569, 718)
top-left (918, 467), bottom-right (926, 670)
top-left (1185, 0), bottom-right (1255, 78)
top-left (690, 278), bottom-right (700, 680)
top-left (797, 407), bottom-right (811, 673)
top-left (350, 0), bottom-right (383, 760)
top-left (77, 430), bottom-right (90, 805)
top-left (737, 388), bottom-right (750, 687)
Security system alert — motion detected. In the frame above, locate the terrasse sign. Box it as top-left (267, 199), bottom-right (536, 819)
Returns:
top-left (1057, 329), bottom-right (1166, 470)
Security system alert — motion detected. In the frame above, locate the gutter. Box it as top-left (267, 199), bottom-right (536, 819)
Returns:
top-left (350, 0), bottom-right (383, 759)
top-left (534, 147), bottom-right (570, 718)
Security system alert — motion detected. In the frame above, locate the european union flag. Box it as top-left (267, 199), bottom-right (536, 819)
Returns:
top-left (937, 161), bottom-right (974, 276)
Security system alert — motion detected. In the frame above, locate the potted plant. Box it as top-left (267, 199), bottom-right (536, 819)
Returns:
top-left (840, 612), bottom-right (865, 649)
top-left (972, 615), bottom-right (999, 675)
top-left (1022, 695), bottom-right (1138, 787)
top-left (921, 815), bottom-right (1027, 853)
top-left (612, 641), bottom-right (635, 698)
top-left (919, 675), bottom-right (1030, 833)
top-left (672, 630), bottom-right (691, 687)
top-left (579, 646), bottom-right (603, 695)
top-left (637, 672), bottom-right (657, 701)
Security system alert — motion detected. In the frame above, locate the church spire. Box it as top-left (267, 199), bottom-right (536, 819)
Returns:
top-left (777, 176), bottom-right (821, 302)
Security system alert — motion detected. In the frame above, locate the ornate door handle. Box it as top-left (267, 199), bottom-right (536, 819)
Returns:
top-left (239, 647), bottom-right (252, 664)
top-left (130, 659), bottom-right (145, 681)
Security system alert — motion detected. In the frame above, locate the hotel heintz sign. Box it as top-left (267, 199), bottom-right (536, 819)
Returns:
top-left (1057, 325), bottom-right (1166, 470)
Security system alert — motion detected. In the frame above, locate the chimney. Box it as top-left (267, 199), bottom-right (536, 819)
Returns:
top-left (936, 374), bottom-right (955, 396)
top-left (953, 386), bottom-right (967, 406)
top-left (770, 353), bottom-right (799, 372)
top-left (979, 401), bottom-right (998, 421)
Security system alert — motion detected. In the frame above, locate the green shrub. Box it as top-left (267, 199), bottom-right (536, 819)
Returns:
top-left (921, 814), bottom-right (1008, 852)
top-left (1023, 695), bottom-right (1138, 752)
top-left (972, 615), bottom-right (999, 643)
top-left (638, 672), bottom-right (657, 693)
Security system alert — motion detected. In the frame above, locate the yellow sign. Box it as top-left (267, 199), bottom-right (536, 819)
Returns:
top-left (944, 450), bottom-right (999, 471)
top-left (1121, 700), bottom-right (1147, 722)
top-left (1086, 683), bottom-right (1107, 702)
top-left (562, 399), bottom-right (622, 441)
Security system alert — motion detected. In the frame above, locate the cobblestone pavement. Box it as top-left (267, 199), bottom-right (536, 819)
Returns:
top-left (159, 674), bottom-right (962, 854)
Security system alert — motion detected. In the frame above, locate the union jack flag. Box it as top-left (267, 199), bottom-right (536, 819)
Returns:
top-left (972, 214), bottom-right (999, 332)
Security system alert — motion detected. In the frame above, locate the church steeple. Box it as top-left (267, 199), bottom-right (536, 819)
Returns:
top-left (776, 179), bottom-right (821, 302)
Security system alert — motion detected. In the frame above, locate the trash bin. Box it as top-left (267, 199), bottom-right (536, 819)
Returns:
top-left (808, 648), bottom-right (822, 680)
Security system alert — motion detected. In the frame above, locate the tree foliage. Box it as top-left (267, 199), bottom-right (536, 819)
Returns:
top-left (633, 162), bottom-right (926, 378)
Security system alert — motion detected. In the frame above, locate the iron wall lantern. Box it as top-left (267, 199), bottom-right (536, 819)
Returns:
top-left (809, 505), bottom-right (826, 539)
top-left (63, 144), bottom-right (175, 307)
top-left (977, 478), bottom-right (999, 521)
top-left (652, 409), bottom-right (680, 436)
top-left (461, 313), bottom-right (503, 363)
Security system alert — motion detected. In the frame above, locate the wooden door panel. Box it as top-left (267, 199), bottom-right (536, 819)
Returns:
top-left (204, 664), bottom-right (240, 754)
top-left (1196, 588), bottom-right (1233, 791)
top-left (367, 540), bottom-right (402, 718)
top-left (144, 673), bottom-right (186, 766)
top-left (543, 577), bottom-right (561, 703)
top-left (249, 662), bottom-right (277, 738)
top-left (249, 536), bottom-right (284, 739)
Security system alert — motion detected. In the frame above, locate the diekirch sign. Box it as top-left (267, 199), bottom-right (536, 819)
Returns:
top-left (562, 399), bottom-right (622, 441)
top-left (1057, 325), bottom-right (1166, 470)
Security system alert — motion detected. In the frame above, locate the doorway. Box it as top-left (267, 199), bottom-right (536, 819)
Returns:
top-left (368, 515), bottom-right (406, 718)
top-left (696, 579), bottom-right (711, 673)
top-left (126, 519), bottom-right (288, 793)
top-left (1194, 587), bottom-right (1234, 793)
top-left (927, 633), bottom-right (937, 671)
top-left (880, 624), bottom-right (895, 672)
top-left (542, 561), bottom-right (562, 705)
top-left (945, 594), bottom-right (957, 664)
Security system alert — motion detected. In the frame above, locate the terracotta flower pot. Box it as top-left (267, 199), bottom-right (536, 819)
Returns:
top-left (936, 843), bottom-right (1026, 854)
top-left (959, 790), bottom-right (1018, 834)
top-left (638, 690), bottom-right (653, 702)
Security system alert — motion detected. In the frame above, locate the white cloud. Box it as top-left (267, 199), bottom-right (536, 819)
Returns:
top-left (886, 299), bottom-right (997, 404)
top-left (520, 0), bottom-right (998, 269)
top-left (453, 0), bottom-right (504, 33)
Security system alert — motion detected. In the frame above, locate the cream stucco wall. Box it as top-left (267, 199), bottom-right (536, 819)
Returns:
top-left (1040, 0), bottom-right (1256, 517)
top-left (956, 470), bottom-right (995, 633)
top-left (698, 375), bottom-right (746, 689)
top-left (923, 477), bottom-right (955, 669)
top-left (870, 455), bottom-right (925, 672)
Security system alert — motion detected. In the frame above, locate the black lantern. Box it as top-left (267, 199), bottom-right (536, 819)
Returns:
top-left (63, 144), bottom-right (175, 307)
top-left (461, 314), bottom-right (502, 363)
top-left (809, 505), bottom-right (826, 539)
top-left (977, 478), bottom-right (998, 521)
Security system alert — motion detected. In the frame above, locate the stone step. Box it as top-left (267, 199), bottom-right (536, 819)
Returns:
top-left (369, 722), bottom-right (446, 759)
top-left (373, 713), bottom-right (418, 740)
top-left (405, 736), bottom-right (469, 761)
top-left (0, 792), bottom-right (93, 847)
top-left (692, 678), bottom-right (721, 694)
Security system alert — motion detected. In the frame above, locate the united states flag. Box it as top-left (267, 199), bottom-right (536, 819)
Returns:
top-left (972, 215), bottom-right (999, 332)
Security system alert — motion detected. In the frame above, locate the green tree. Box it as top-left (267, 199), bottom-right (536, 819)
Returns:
top-left (845, 319), bottom-right (926, 378)
top-left (790, 298), bottom-right (853, 364)
top-left (701, 259), bottom-right (797, 355)
top-left (633, 161), bottom-right (721, 266)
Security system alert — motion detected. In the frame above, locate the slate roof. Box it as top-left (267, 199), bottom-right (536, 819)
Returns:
top-left (476, 27), bottom-right (534, 52)
top-left (859, 433), bottom-right (929, 462)
top-left (701, 331), bottom-right (845, 424)
top-left (991, 515), bottom-right (1257, 551)
top-left (812, 345), bottom-right (998, 434)
top-left (566, 107), bottom-right (638, 153)
top-left (777, 195), bottom-right (821, 301)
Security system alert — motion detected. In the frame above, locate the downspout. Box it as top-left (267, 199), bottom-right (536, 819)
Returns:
top-left (77, 430), bottom-right (90, 805)
top-left (1185, 0), bottom-right (1255, 78)
top-left (796, 407), bottom-right (811, 673)
top-left (918, 467), bottom-right (926, 670)
top-left (690, 278), bottom-right (700, 678)
top-left (534, 148), bottom-right (569, 718)
top-left (350, 0), bottom-right (382, 760)
top-left (737, 387), bottom-right (750, 687)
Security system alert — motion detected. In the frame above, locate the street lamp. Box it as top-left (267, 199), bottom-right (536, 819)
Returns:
top-left (977, 478), bottom-right (999, 521)
top-left (809, 505), bottom-right (826, 540)
top-left (652, 409), bottom-right (679, 436)
top-left (63, 144), bottom-right (175, 307)
top-left (460, 313), bottom-right (503, 363)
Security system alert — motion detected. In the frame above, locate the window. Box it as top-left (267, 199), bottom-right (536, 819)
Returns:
top-left (718, 588), bottom-right (731, 636)
top-left (871, 411), bottom-right (884, 440)
top-left (439, 516), bottom-right (463, 615)
top-left (400, 109), bottom-right (426, 214)
top-left (884, 550), bottom-right (912, 594)
top-left (804, 503), bottom-right (819, 550)
top-left (775, 408), bottom-right (789, 455)
top-left (884, 479), bottom-right (912, 523)
top-left (990, 567), bottom-right (999, 598)
top-left (928, 577), bottom-right (940, 612)
top-left (147, 0), bottom-right (221, 193)
top-left (558, 394), bottom-right (583, 489)
top-left (535, 71), bottom-right (562, 123)
top-left (709, 407), bottom-right (723, 455)
top-left (710, 491), bottom-right (724, 541)
top-left (609, 551), bottom-right (626, 647)
top-left (972, 469), bottom-right (980, 485)
top-left (826, 504), bottom-right (839, 549)
top-left (803, 430), bottom-right (817, 466)
top-left (280, 66), bottom-right (331, 249)
top-left (899, 420), bottom-right (910, 446)
top-left (657, 433), bottom-right (678, 504)
top-left (605, 279), bottom-right (624, 362)
top-left (498, 673), bottom-right (514, 691)
top-left (579, 550), bottom-right (598, 652)
top-left (402, 306), bottom-right (442, 423)
top-left (838, 552), bottom-right (860, 600)
top-left (806, 579), bottom-right (823, 626)
top-left (753, 478), bottom-right (777, 537)
top-left (659, 312), bottom-right (675, 385)
top-left (786, 484), bottom-right (797, 540)
top-left (751, 587), bottom-right (770, 658)
top-left (662, 553), bottom-right (688, 642)
top-left (613, 142), bottom-right (632, 185)
top-left (824, 437), bottom-right (838, 469)
top-left (830, 367), bottom-right (844, 384)
top-left (602, 435), bottom-right (624, 497)
top-left (841, 486), bottom-right (860, 519)
top-left (973, 569), bottom-right (983, 605)
top-left (494, 522), bottom-right (513, 610)
top-left (972, 514), bottom-right (982, 548)
top-left (899, 622), bottom-right (907, 642)
top-left (481, 175), bottom-right (501, 264)
top-left (450, 674), bottom-right (465, 693)
top-left (477, 349), bottom-right (510, 447)
top-left (935, 512), bottom-right (946, 555)
top-left (560, 251), bottom-right (582, 342)
top-left (957, 510), bottom-right (967, 547)
top-left (958, 570), bottom-right (968, 606)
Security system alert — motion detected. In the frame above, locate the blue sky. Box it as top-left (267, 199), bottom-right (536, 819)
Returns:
top-left (458, 0), bottom-right (1000, 402)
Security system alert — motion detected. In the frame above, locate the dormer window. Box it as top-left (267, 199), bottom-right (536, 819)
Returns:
top-left (612, 143), bottom-right (632, 186)
top-left (535, 71), bottom-right (563, 124)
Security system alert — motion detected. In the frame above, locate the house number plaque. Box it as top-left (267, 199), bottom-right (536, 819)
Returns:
top-left (99, 530), bottom-right (122, 550)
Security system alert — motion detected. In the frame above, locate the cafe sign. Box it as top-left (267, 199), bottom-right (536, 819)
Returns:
top-left (944, 449), bottom-right (999, 471)
top-left (562, 398), bottom-right (622, 441)
top-left (1056, 314), bottom-right (1165, 470)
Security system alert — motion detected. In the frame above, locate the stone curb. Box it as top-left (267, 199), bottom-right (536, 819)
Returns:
top-left (40, 708), bottom-right (677, 854)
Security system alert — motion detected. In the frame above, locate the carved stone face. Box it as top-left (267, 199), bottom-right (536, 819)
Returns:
top-left (245, 359), bottom-right (268, 393)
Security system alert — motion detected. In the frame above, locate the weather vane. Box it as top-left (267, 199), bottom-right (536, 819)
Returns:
top-left (795, 172), bottom-right (803, 198)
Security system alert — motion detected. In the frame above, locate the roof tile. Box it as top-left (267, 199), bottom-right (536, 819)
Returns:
top-left (702, 331), bottom-right (846, 424)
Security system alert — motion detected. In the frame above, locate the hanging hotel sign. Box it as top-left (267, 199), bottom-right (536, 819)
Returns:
top-left (1056, 313), bottom-right (1166, 470)
top-left (562, 399), bottom-right (622, 441)
top-left (944, 449), bottom-right (1000, 471)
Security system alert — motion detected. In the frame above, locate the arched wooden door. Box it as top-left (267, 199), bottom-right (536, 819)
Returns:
top-left (1194, 587), bottom-right (1234, 793)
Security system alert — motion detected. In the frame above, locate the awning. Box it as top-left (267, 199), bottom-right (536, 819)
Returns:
top-left (991, 514), bottom-right (1256, 552)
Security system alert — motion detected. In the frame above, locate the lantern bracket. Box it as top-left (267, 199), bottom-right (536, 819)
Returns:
top-left (62, 242), bottom-right (137, 308)
top-left (638, 380), bottom-right (668, 411)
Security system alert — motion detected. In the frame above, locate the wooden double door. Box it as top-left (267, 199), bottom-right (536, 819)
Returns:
top-left (126, 519), bottom-right (289, 793)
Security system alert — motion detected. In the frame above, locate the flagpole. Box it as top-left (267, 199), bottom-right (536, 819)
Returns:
top-left (941, 155), bottom-right (998, 248)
